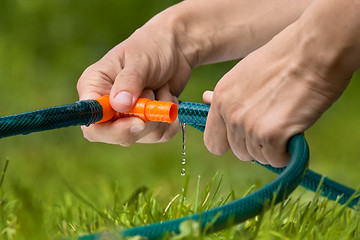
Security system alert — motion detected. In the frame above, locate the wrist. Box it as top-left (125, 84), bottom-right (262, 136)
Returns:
top-left (155, 3), bottom-right (215, 68)
top-left (138, 5), bottom-right (201, 69)
top-left (296, 0), bottom-right (360, 79)
top-left (162, 0), bottom-right (313, 67)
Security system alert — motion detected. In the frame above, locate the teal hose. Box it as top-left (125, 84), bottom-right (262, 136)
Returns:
top-left (178, 101), bottom-right (359, 208)
top-left (0, 99), bottom-right (358, 239)
top-left (0, 100), bottom-right (102, 139)
top-left (78, 134), bottom-right (308, 240)
top-left (76, 101), bottom-right (358, 240)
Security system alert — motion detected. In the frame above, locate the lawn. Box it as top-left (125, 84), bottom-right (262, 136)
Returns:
top-left (1, 0), bottom-right (360, 239)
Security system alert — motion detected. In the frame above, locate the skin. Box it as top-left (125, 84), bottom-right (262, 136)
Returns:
top-left (204, 0), bottom-right (360, 166)
top-left (77, 0), bottom-right (360, 166)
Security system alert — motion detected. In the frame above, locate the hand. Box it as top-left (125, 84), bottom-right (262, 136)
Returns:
top-left (203, 2), bottom-right (359, 167)
top-left (77, 14), bottom-right (192, 146)
top-left (75, 0), bottom-right (311, 147)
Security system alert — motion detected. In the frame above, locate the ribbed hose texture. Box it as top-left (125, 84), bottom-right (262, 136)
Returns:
top-left (79, 103), bottom-right (310, 240)
top-left (0, 99), bottom-right (357, 240)
top-left (0, 100), bottom-right (103, 139)
top-left (77, 101), bottom-right (358, 240)
top-left (80, 134), bottom-right (308, 240)
top-left (179, 101), bottom-right (359, 208)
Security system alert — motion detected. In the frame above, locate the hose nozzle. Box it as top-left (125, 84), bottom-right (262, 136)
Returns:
top-left (96, 95), bottom-right (178, 124)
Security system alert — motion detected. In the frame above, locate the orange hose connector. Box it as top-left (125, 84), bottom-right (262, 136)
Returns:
top-left (95, 95), bottom-right (178, 124)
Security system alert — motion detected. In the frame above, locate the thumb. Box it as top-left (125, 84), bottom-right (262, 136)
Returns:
top-left (110, 67), bottom-right (145, 113)
top-left (202, 90), bottom-right (214, 104)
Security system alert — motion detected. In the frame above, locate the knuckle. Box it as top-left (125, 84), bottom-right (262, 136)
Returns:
top-left (115, 135), bottom-right (136, 147)
top-left (226, 110), bottom-right (241, 127)
top-left (116, 70), bottom-right (145, 89)
top-left (115, 134), bottom-right (137, 147)
top-left (269, 157), bottom-right (289, 168)
top-left (158, 122), bottom-right (180, 143)
top-left (157, 132), bottom-right (172, 143)
top-left (116, 128), bottom-right (140, 146)
top-left (151, 131), bottom-right (165, 143)
top-left (257, 123), bottom-right (283, 146)
top-left (82, 130), bottom-right (97, 143)
top-left (124, 70), bottom-right (143, 81)
top-left (119, 142), bottom-right (133, 147)
top-left (147, 124), bottom-right (167, 143)
top-left (204, 138), bottom-right (227, 155)
top-left (235, 152), bottom-right (253, 162)
top-left (213, 86), bottom-right (225, 98)
top-left (80, 64), bottom-right (98, 80)
top-left (207, 146), bottom-right (224, 155)
top-left (213, 78), bottom-right (230, 95)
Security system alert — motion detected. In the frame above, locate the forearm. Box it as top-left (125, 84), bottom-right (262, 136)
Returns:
top-left (155, 0), bottom-right (312, 67)
top-left (296, 0), bottom-right (360, 80)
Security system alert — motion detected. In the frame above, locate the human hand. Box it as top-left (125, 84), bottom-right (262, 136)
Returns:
top-left (203, 0), bottom-right (360, 167)
top-left (75, 0), bottom-right (310, 147)
top-left (76, 14), bottom-right (192, 146)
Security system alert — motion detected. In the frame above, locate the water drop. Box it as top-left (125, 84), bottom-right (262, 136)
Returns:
top-left (251, 160), bottom-right (256, 164)
top-left (180, 123), bottom-right (187, 177)
top-left (181, 168), bottom-right (186, 176)
top-left (180, 123), bottom-right (187, 195)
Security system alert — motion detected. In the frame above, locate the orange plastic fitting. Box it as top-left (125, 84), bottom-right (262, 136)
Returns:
top-left (95, 95), bottom-right (178, 124)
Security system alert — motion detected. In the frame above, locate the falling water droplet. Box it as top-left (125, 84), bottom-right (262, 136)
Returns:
top-left (251, 160), bottom-right (256, 164)
top-left (180, 123), bottom-right (187, 195)
top-left (181, 123), bottom-right (186, 153)
top-left (180, 123), bottom-right (187, 177)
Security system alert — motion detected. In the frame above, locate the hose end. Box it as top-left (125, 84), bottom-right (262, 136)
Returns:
top-left (95, 96), bottom-right (178, 124)
top-left (95, 95), bottom-right (116, 123)
top-left (145, 99), bottom-right (178, 123)
top-left (120, 98), bottom-right (178, 123)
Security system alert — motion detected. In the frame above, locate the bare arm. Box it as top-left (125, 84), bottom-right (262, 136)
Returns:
top-left (203, 0), bottom-right (360, 167)
top-left (164, 0), bottom-right (313, 66)
top-left (77, 0), bottom-right (312, 146)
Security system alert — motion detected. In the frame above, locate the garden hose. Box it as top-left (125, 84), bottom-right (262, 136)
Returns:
top-left (0, 96), bottom-right (177, 139)
top-left (0, 96), bottom-right (358, 240)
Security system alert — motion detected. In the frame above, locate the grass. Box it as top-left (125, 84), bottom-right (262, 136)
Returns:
top-left (55, 175), bottom-right (360, 240)
top-left (1, 161), bottom-right (360, 240)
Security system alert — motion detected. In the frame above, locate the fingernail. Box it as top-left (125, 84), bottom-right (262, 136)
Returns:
top-left (130, 125), bottom-right (144, 134)
top-left (114, 91), bottom-right (133, 110)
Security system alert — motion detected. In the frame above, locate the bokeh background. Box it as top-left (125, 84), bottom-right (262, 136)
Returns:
top-left (1, 0), bottom-right (360, 239)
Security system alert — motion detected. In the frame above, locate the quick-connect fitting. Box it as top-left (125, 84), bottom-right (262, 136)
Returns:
top-left (95, 95), bottom-right (178, 123)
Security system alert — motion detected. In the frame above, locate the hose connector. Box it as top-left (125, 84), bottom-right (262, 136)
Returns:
top-left (95, 95), bottom-right (178, 124)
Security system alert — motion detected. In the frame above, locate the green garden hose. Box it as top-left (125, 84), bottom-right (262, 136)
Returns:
top-left (0, 98), bottom-right (358, 240)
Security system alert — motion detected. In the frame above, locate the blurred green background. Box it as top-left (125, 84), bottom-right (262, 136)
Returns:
top-left (1, 0), bottom-right (360, 239)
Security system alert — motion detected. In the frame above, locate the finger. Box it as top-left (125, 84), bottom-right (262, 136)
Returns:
top-left (137, 84), bottom-right (180, 143)
top-left (204, 106), bottom-right (230, 155)
top-left (262, 138), bottom-right (290, 167)
top-left (202, 90), bottom-right (214, 104)
top-left (153, 85), bottom-right (180, 142)
top-left (110, 57), bottom-right (147, 113)
top-left (77, 64), bottom-right (114, 101)
top-left (227, 129), bottom-right (253, 161)
top-left (136, 119), bottom-right (180, 143)
top-left (81, 116), bottom-right (145, 146)
top-left (245, 138), bottom-right (268, 165)
top-left (139, 89), bottom-right (156, 100)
